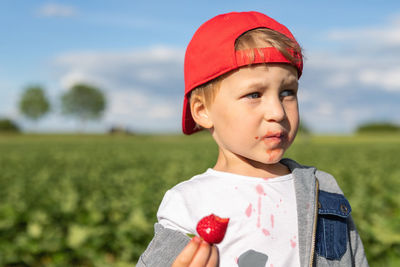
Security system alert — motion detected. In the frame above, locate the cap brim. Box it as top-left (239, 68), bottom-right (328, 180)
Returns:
top-left (182, 95), bottom-right (200, 135)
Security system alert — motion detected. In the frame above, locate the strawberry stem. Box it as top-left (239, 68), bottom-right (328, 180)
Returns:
top-left (186, 233), bottom-right (196, 238)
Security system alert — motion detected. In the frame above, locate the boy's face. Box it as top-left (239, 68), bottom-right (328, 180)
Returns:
top-left (207, 63), bottom-right (299, 169)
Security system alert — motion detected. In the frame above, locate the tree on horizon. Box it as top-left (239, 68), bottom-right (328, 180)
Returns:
top-left (18, 85), bottom-right (50, 124)
top-left (61, 83), bottom-right (106, 130)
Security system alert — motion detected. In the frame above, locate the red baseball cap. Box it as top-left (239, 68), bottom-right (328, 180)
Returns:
top-left (182, 11), bottom-right (303, 135)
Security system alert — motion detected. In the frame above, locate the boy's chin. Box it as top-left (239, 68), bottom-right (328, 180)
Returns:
top-left (248, 153), bottom-right (285, 167)
top-left (263, 148), bottom-right (285, 163)
top-left (260, 159), bottom-right (283, 166)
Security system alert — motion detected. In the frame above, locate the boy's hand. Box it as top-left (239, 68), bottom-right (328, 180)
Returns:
top-left (172, 236), bottom-right (219, 267)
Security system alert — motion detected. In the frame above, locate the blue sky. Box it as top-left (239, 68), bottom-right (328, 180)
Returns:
top-left (1, 1), bottom-right (400, 133)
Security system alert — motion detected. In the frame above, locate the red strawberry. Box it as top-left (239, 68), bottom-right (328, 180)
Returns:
top-left (196, 214), bottom-right (229, 244)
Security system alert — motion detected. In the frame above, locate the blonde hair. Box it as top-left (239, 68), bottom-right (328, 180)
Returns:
top-left (190, 28), bottom-right (303, 129)
top-left (235, 28), bottom-right (302, 66)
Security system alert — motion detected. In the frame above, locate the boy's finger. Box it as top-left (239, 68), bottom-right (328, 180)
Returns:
top-left (206, 245), bottom-right (219, 267)
top-left (172, 236), bottom-right (201, 267)
top-left (190, 240), bottom-right (212, 267)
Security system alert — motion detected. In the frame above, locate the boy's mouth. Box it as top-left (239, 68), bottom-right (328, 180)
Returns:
top-left (261, 131), bottom-right (287, 144)
top-left (262, 131), bottom-right (285, 139)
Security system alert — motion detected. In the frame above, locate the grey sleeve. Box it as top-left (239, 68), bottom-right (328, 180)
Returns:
top-left (348, 215), bottom-right (369, 267)
top-left (137, 223), bottom-right (190, 267)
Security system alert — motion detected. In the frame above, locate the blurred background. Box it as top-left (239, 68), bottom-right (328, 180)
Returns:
top-left (0, 1), bottom-right (399, 266)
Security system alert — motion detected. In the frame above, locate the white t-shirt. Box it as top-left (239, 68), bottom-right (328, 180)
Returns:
top-left (157, 168), bottom-right (300, 267)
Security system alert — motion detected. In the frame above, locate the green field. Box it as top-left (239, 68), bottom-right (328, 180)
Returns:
top-left (0, 133), bottom-right (399, 266)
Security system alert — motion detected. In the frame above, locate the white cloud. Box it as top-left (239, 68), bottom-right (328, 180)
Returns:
top-left (37, 3), bottom-right (77, 18)
top-left (297, 13), bottom-right (400, 133)
top-left (110, 91), bottom-right (149, 116)
top-left (305, 49), bottom-right (400, 92)
top-left (358, 68), bottom-right (400, 91)
top-left (306, 13), bottom-right (400, 91)
top-left (54, 46), bottom-right (184, 88)
top-left (59, 71), bottom-right (103, 91)
top-left (327, 14), bottom-right (400, 46)
top-left (0, 79), bottom-right (22, 120)
top-left (306, 51), bottom-right (364, 70)
top-left (51, 46), bottom-right (185, 132)
top-left (148, 105), bottom-right (177, 119)
top-left (315, 103), bottom-right (334, 116)
top-left (102, 89), bottom-right (181, 132)
top-left (325, 72), bottom-right (352, 88)
top-left (328, 28), bottom-right (400, 46)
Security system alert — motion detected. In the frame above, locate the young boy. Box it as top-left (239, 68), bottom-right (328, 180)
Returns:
top-left (137, 11), bottom-right (369, 267)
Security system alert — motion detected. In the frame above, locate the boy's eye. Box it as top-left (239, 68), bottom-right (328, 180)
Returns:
top-left (245, 92), bottom-right (261, 99)
top-left (280, 90), bottom-right (296, 98)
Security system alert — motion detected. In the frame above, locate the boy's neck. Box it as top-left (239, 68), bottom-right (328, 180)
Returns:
top-left (213, 150), bottom-right (291, 179)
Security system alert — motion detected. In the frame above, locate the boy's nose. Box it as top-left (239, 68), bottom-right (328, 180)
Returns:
top-left (263, 98), bottom-right (286, 122)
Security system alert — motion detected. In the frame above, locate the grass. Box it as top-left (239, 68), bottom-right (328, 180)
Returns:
top-left (0, 133), bottom-right (399, 266)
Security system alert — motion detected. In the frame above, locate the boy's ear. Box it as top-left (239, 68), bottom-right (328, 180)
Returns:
top-left (190, 95), bottom-right (213, 129)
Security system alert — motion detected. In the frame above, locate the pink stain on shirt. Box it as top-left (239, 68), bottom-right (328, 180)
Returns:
top-left (245, 203), bottom-right (252, 217)
top-left (255, 184), bottom-right (264, 228)
top-left (270, 214), bottom-right (275, 228)
top-left (256, 184), bottom-right (265, 195)
top-left (262, 228), bottom-right (270, 236)
top-left (290, 236), bottom-right (297, 248)
top-left (257, 196), bottom-right (261, 228)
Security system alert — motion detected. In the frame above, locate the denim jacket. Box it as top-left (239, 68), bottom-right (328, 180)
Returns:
top-left (137, 158), bottom-right (369, 267)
